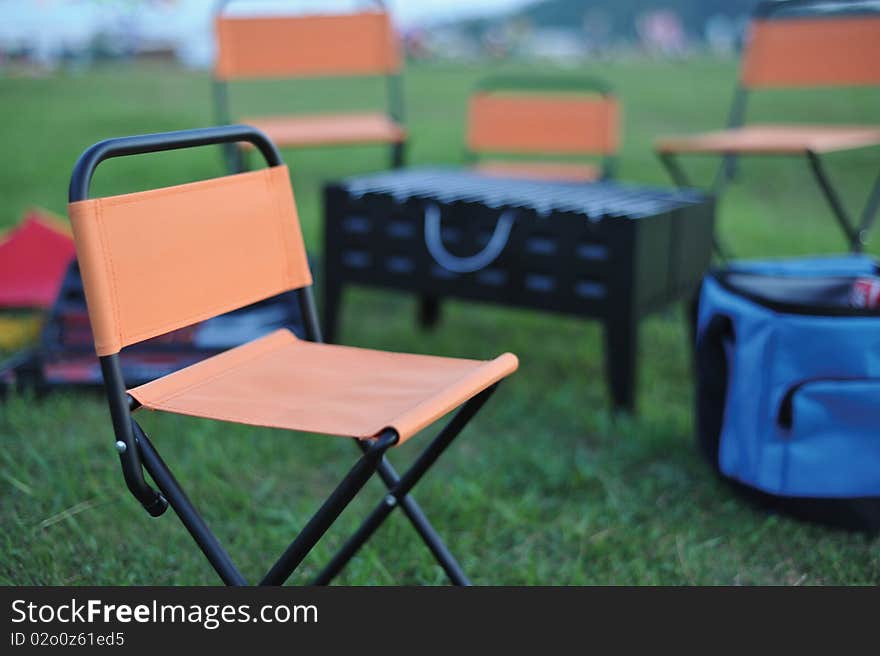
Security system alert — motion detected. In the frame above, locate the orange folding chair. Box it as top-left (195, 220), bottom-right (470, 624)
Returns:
top-left (416, 75), bottom-right (621, 329)
top-left (67, 126), bottom-right (517, 585)
top-left (656, 0), bottom-right (880, 255)
top-left (214, 1), bottom-right (406, 172)
top-left (466, 75), bottom-right (621, 183)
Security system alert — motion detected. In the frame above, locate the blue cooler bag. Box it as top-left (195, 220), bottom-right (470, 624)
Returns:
top-left (695, 255), bottom-right (880, 530)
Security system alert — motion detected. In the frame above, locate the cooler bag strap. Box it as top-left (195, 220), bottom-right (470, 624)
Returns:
top-left (695, 313), bottom-right (734, 469)
top-left (424, 203), bottom-right (516, 274)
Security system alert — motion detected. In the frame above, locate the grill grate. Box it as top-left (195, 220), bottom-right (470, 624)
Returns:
top-left (343, 167), bottom-right (705, 219)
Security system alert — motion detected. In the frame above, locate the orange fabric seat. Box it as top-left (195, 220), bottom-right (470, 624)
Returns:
top-left (656, 124), bottom-right (880, 155)
top-left (474, 160), bottom-right (600, 182)
top-left (240, 113), bottom-right (406, 149)
top-left (129, 328), bottom-right (517, 444)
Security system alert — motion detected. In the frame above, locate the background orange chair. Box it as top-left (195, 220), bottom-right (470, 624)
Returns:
top-left (416, 75), bottom-right (621, 330)
top-left (656, 0), bottom-right (880, 255)
top-left (466, 75), bottom-right (621, 183)
top-left (418, 76), bottom-right (621, 328)
top-left (214, 1), bottom-right (406, 171)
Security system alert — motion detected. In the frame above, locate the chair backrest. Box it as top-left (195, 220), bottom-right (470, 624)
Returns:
top-left (68, 160), bottom-right (311, 357)
top-left (466, 77), bottom-right (620, 156)
top-left (215, 7), bottom-right (401, 81)
top-left (741, 0), bottom-right (880, 89)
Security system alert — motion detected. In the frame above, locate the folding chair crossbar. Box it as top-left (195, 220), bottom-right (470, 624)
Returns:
top-left (367, 460), bottom-right (470, 585)
top-left (68, 125), bottom-right (507, 586)
top-left (312, 384), bottom-right (497, 585)
top-left (259, 429), bottom-right (399, 586)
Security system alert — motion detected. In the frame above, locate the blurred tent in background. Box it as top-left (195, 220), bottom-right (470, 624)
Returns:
top-left (0, 210), bottom-right (74, 351)
top-left (0, 209), bottom-right (73, 312)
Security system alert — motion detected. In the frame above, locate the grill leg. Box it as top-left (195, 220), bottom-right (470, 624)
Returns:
top-left (417, 296), bottom-right (442, 330)
top-left (391, 141), bottom-right (405, 169)
top-left (604, 314), bottom-right (637, 413)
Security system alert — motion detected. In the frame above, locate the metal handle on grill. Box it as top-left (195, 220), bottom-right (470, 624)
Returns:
top-left (424, 204), bottom-right (516, 274)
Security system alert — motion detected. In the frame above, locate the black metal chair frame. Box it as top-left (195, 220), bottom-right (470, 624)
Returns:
top-left (69, 125), bottom-right (501, 585)
top-left (657, 0), bottom-right (880, 257)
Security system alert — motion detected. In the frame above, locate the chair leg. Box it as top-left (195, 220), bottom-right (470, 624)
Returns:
top-left (311, 471), bottom-right (469, 585)
top-left (658, 152), bottom-right (691, 189)
top-left (658, 152), bottom-right (731, 259)
top-left (856, 168), bottom-right (880, 251)
top-left (134, 422), bottom-right (248, 586)
top-left (374, 459), bottom-right (470, 585)
top-left (310, 492), bottom-right (399, 585)
top-left (312, 384), bottom-right (498, 585)
top-left (260, 429), bottom-right (398, 586)
top-left (806, 150), bottom-right (860, 251)
top-left (136, 423), bottom-right (397, 586)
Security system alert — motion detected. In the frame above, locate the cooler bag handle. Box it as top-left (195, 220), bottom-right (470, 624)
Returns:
top-left (424, 203), bottom-right (516, 274)
top-left (695, 313), bottom-right (734, 469)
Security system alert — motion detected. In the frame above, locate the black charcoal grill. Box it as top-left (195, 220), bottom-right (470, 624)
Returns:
top-left (323, 167), bottom-right (715, 411)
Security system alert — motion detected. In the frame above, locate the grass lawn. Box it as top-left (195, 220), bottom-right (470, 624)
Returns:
top-left (1, 58), bottom-right (879, 585)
